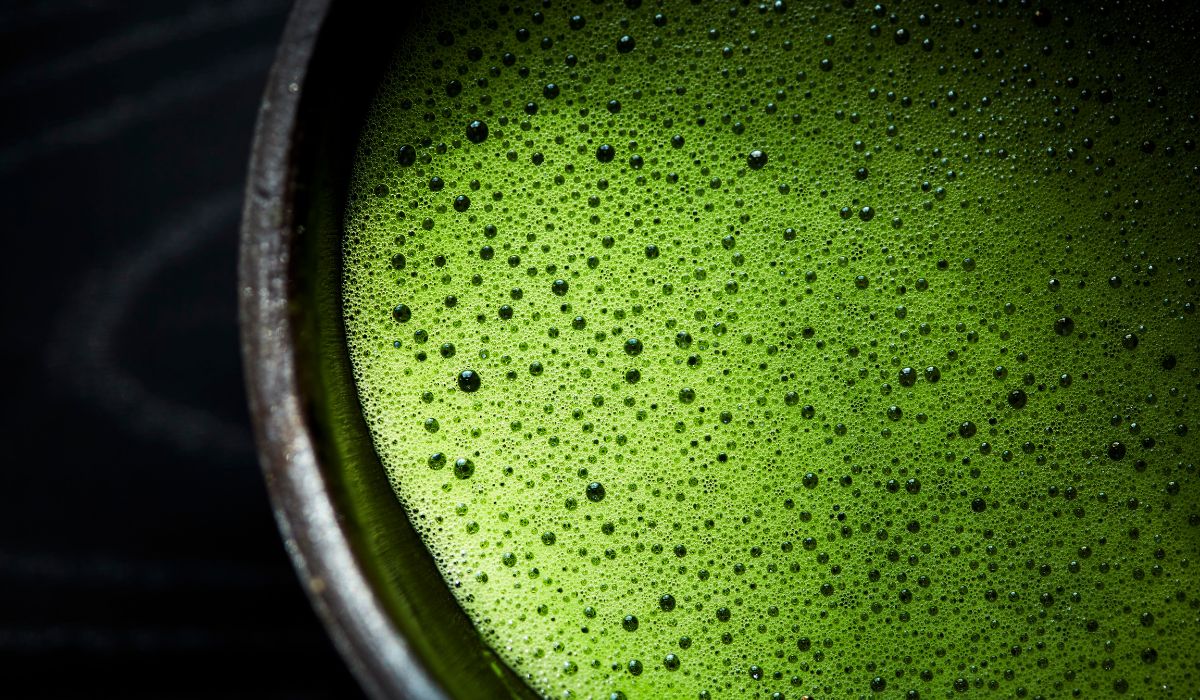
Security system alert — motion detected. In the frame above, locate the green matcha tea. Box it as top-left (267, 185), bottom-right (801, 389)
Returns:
top-left (341, 1), bottom-right (1199, 697)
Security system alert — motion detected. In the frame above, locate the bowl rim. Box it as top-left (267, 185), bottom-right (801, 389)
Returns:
top-left (237, 1), bottom-right (448, 698)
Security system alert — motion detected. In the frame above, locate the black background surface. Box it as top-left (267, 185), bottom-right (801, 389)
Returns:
top-left (0, 2), bottom-right (366, 697)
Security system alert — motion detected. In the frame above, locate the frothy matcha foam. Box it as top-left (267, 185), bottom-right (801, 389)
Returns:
top-left (342, 2), bottom-right (1199, 697)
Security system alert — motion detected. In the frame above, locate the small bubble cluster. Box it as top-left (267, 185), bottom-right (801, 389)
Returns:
top-left (343, 2), bottom-right (1200, 698)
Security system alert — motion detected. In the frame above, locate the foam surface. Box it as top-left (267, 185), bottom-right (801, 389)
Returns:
top-left (343, 2), bottom-right (1199, 697)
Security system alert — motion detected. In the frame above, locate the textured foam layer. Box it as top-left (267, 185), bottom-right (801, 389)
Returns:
top-left (343, 2), bottom-right (1199, 698)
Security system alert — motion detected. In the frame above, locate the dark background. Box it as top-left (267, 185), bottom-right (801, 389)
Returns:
top-left (0, 1), bottom-right (365, 697)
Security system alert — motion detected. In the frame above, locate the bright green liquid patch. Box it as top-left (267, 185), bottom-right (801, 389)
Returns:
top-left (343, 2), bottom-right (1199, 697)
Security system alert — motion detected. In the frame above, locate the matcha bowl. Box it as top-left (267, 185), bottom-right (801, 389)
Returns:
top-left (243, 1), bottom-right (1199, 699)
top-left (239, 2), bottom-right (534, 698)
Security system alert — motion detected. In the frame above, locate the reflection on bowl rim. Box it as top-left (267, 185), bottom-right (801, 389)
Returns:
top-left (239, 1), bottom-right (449, 697)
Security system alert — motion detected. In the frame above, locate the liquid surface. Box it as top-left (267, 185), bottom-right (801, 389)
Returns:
top-left (343, 2), bottom-right (1200, 697)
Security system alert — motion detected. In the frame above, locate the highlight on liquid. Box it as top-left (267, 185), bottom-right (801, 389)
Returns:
top-left (342, 2), bottom-right (1199, 697)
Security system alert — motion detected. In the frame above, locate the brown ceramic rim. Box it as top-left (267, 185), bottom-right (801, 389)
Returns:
top-left (237, 1), bottom-right (445, 697)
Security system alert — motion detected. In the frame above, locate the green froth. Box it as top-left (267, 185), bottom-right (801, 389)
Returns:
top-left (342, 2), bottom-right (1199, 698)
